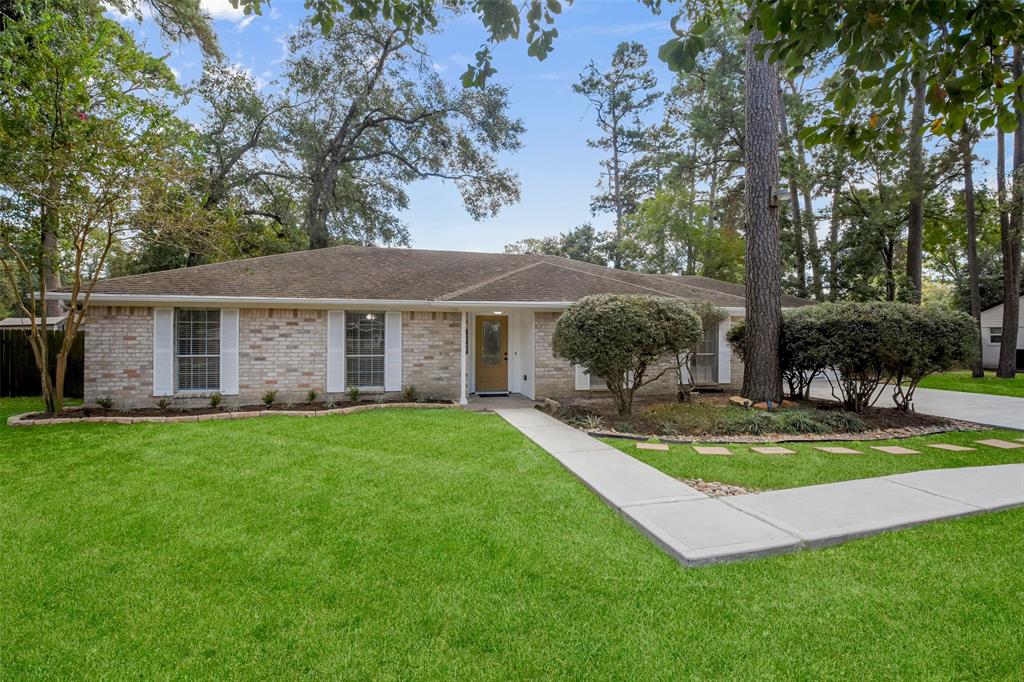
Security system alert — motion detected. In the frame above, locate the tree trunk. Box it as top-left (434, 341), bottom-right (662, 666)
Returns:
top-left (741, 25), bottom-right (783, 403)
top-left (777, 86), bottom-right (806, 297)
top-left (998, 48), bottom-right (1024, 378)
top-left (828, 185), bottom-right (841, 300)
top-left (960, 126), bottom-right (984, 378)
top-left (905, 77), bottom-right (927, 303)
top-left (40, 177), bottom-right (63, 317)
top-left (611, 110), bottom-right (623, 269)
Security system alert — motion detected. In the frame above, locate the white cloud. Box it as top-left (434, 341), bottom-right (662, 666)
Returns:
top-left (199, 0), bottom-right (257, 29)
top-left (432, 61), bottom-right (447, 73)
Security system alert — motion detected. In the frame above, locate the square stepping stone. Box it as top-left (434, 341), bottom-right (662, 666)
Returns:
top-left (636, 442), bottom-right (669, 452)
top-left (816, 446), bottom-right (862, 455)
top-left (751, 446), bottom-right (795, 455)
top-left (694, 446), bottom-right (733, 456)
top-left (871, 445), bottom-right (920, 455)
top-left (975, 438), bottom-right (1024, 450)
top-left (923, 443), bottom-right (975, 452)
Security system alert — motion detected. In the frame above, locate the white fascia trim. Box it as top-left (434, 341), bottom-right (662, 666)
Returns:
top-left (45, 292), bottom-right (575, 311)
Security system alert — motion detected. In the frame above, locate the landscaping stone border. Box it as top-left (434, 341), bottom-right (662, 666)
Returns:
top-left (584, 419), bottom-right (988, 445)
top-left (6, 401), bottom-right (457, 427)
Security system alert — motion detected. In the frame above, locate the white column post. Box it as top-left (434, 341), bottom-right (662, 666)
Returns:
top-left (459, 311), bottom-right (468, 405)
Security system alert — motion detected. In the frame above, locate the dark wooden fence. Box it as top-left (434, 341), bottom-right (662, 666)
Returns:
top-left (0, 329), bottom-right (84, 398)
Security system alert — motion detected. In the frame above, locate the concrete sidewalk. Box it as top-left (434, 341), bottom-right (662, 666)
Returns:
top-left (496, 408), bottom-right (1024, 566)
top-left (810, 381), bottom-right (1024, 430)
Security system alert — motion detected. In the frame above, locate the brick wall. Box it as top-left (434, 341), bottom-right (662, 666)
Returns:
top-left (84, 306), bottom-right (153, 407)
top-left (401, 311), bottom-right (462, 399)
top-left (239, 308), bottom-right (326, 403)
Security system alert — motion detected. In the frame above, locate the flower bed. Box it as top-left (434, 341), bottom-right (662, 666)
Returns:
top-left (8, 400), bottom-right (456, 427)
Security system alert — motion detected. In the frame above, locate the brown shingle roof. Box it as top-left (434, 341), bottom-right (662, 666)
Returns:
top-left (66, 245), bottom-right (810, 307)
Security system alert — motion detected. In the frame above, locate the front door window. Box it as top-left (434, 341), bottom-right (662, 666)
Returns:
top-left (475, 315), bottom-right (508, 392)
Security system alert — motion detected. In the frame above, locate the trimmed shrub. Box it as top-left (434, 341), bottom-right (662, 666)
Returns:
top-left (731, 302), bottom-right (978, 412)
top-left (553, 294), bottom-right (702, 416)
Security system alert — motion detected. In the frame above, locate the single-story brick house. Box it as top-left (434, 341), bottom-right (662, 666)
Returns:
top-left (52, 246), bottom-right (808, 407)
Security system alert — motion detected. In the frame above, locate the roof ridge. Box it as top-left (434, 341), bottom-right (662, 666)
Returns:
top-left (538, 258), bottom-right (695, 298)
top-left (437, 258), bottom-right (545, 301)
top-left (544, 258), bottom-right (748, 303)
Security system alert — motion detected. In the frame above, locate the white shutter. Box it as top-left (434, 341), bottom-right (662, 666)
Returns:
top-left (219, 308), bottom-right (239, 395)
top-left (327, 311), bottom-right (346, 393)
top-left (574, 364), bottom-right (590, 391)
top-left (152, 307), bottom-right (174, 396)
top-left (718, 319), bottom-right (732, 384)
top-left (384, 311), bottom-right (403, 391)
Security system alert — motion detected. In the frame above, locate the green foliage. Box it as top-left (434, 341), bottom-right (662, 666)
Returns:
top-left (209, 392), bottom-right (222, 408)
top-left (306, 389), bottom-right (319, 404)
top-left (730, 302), bottom-right (978, 411)
top-left (505, 223), bottom-right (610, 265)
top-left (95, 397), bottom-right (114, 410)
top-left (553, 294), bottom-right (702, 416)
top-left (155, 398), bottom-right (171, 410)
top-left (347, 386), bottom-right (361, 403)
top-left (261, 390), bottom-right (278, 407)
top-left (717, 408), bottom-right (865, 436)
top-left (402, 385), bottom-right (419, 402)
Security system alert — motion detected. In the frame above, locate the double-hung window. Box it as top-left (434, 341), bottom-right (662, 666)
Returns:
top-left (346, 311), bottom-right (385, 389)
top-left (991, 327), bottom-right (1003, 344)
top-left (176, 308), bottom-right (220, 391)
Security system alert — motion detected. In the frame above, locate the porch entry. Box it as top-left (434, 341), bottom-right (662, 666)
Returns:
top-left (689, 322), bottom-right (718, 384)
top-left (475, 315), bottom-right (509, 393)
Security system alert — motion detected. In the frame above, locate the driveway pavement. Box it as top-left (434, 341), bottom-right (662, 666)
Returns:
top-left (810, 382), bottom-right (1024, 430)
top-left (496, 408), bottom-right (1024, 566)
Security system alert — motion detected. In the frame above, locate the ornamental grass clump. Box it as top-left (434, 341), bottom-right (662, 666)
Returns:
top-left (552, 294), bottom-right (702, 416)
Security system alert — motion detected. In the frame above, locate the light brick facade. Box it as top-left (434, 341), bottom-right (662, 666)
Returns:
top-left (84, 306), bottom-right (153, 406)
top-left (83, 306), bottom-right (743, 408)
top-left (239, 308), bottom-right (325, 402)
top-left (401, 311), bottom-right (462, 399)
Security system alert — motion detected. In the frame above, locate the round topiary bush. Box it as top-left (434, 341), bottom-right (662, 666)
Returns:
top-left (552, 294), bottom-right (703, 416)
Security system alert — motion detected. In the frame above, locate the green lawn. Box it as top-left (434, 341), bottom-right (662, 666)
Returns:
top-left (606, 429), bottom-right (1024, 491)
top-left (2, 396), bottom-right (1023, 678)
top-left (918, 369), bottom-right (1024, 397)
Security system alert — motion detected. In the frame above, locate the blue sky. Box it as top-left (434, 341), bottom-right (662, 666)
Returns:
top-left (121, 0), bottom-right (682, 252)
top-left (122, 0), bottom-right (1000, 254)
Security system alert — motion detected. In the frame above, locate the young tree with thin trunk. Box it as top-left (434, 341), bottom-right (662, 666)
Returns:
top-left (778, 85), bottom-right (807, 298)
top-left (0, 3), bottom-right (194, 413)
top-left (959, 126), bottom-right (984, 377)
top-left (574, 42), bottom-right (660, 269)
top-left (905, 77), bottom-right (927, 304)
top-left (740, 24), bottom-right (784, 402)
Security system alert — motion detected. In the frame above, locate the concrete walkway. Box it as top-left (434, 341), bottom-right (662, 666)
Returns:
top-left (810, 381), bottom-right (1024, 430)
top-left (496, 408), bottom-right (1024, 566)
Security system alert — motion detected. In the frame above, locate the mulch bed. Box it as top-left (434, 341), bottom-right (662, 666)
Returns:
top-left (542, 393), bottom-right (985, 443)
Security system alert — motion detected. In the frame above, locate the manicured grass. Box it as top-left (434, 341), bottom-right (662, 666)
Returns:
top-left (918, 370), bottom-right (1024, 398)
top-left (2, 396), bottom-right (1023, 678)
top-left (606, 429), bottom-right (1024, 490)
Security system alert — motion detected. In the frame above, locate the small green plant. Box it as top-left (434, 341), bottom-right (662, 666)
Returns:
top-left (155, 398), bottom-right (171, 410)
top-left (306, 389), bottom-right (319, 404)
top-left (402, 384), bottom-right (419, 402)
top-left (323, 396), bottom-right (336, 409)
top-left (209, 392), bottom-right (222, 408)
top-left (262, 389), bottom-right (278, 407)
top-left (96, 396), bottom-right (113, 410)
top-left (575, 414), bottom-right (606, 431)
top-left (375, 393), bottom-right (386, 404)
top-left (347, 386), bottom-right (360, 402)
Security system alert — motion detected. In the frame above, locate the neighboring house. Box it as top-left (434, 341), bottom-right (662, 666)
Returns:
top-left (979, 296), bottom-right (1024, 370)
top-left (50, 246), bottom-right (810, 407)
top-left (0, 316), bottom-right (67, 331)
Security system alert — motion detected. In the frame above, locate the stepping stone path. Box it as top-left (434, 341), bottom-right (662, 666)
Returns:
top-left (974, 438), bottom-right (1024, 449)
top-left (751, 446), bottom-right (795, 455)
top-left (871, 445), bottom-right (921, 455)
top-left (924, 443), bottom-right (976, 452)
top-left (694, 446), bottom-right (732, 456)
top-left (816, 446), bottom-right (862, 455)
top-left (636, 442), bottom-right (669, 452)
